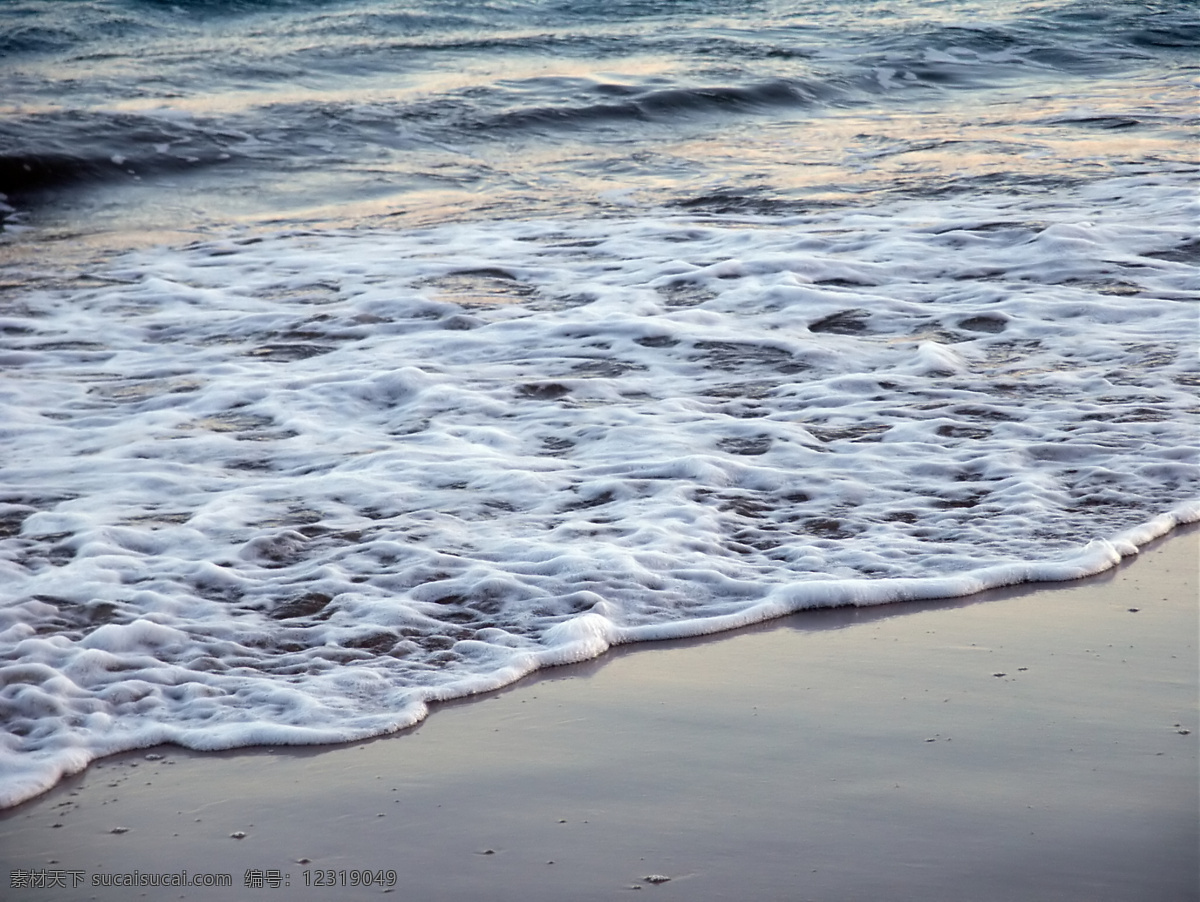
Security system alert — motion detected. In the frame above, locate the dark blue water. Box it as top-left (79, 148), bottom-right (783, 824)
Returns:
top-left (1, 0), bottom-right (1196, 248)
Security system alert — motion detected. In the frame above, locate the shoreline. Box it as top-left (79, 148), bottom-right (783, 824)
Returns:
top-left (2, 524), bottom-right (1196, 900)
top-left (4, 506), bottom-right (1196, 815)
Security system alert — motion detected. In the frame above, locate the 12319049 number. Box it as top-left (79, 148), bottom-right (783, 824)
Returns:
top-left (303, 870), bottom-right (397, 888)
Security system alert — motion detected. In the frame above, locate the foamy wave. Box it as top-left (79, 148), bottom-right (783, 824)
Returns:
top-left (1, 172), bottom-right (1196, 808)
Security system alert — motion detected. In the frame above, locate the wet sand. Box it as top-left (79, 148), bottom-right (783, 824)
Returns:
top-left (2, 527), bottom-right (1196, 901)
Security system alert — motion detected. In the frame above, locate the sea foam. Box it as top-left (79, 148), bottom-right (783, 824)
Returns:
top-left (1, 171), bottom-right (1197, 808)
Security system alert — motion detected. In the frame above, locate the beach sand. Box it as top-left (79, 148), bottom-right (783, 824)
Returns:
top-left (2, 526), bottom-right (1196, 901)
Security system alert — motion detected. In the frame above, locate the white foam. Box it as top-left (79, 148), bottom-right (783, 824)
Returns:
top-left (1, 172), bottom-right (1196, 808)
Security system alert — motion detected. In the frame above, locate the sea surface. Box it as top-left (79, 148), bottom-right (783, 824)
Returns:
top-left (1, 0), bottom-right (1197, 808)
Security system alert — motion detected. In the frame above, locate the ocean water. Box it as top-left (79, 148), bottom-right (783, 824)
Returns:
top-left (0, 0), bottom-right (1197, 808)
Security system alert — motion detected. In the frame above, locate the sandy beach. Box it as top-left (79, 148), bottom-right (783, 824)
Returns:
top-left (2, 526), bottom-right (1196, 901)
